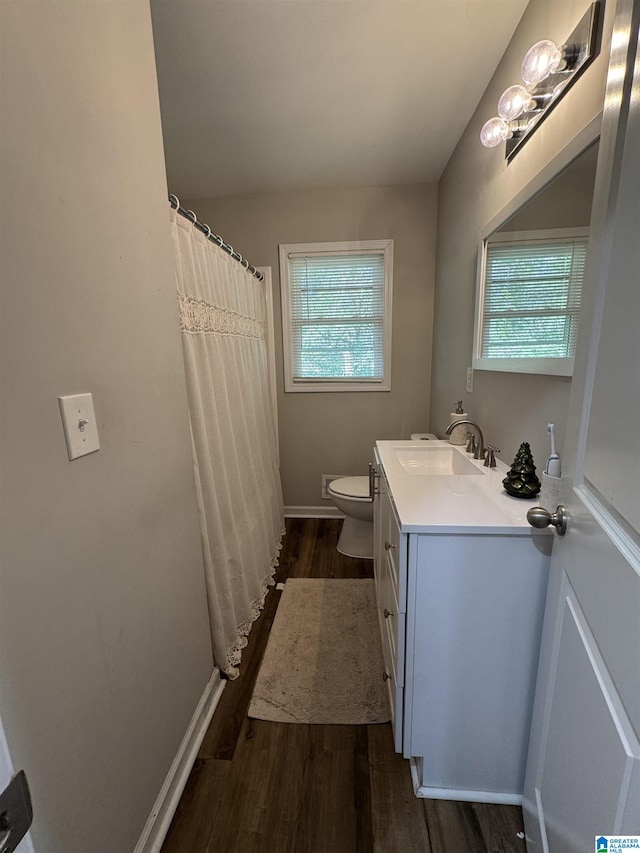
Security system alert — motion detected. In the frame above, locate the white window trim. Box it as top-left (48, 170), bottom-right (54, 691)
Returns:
top-left (473, 227), bottom-right (589, 377)
top-left (279, 239), bottom-right (393, 392)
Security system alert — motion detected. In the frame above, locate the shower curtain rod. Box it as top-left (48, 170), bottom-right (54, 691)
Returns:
top-left (168, 194), bottom-right (264, 281)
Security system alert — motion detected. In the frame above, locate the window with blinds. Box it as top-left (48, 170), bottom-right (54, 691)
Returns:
top-left (474, 229), bottom-right (588, 376)
top-left (279, 240), bottom-right (393, 392)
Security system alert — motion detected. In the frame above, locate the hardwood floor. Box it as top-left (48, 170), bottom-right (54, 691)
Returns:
top-left (161, 518), bottom-right (527, 853)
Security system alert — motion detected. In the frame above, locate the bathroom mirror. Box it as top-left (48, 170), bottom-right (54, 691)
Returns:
top-left (473, 136), bottom-right (599, 376)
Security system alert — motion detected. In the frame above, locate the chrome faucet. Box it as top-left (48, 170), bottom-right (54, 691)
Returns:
top-left (445, 419), bottom-right (485, 460)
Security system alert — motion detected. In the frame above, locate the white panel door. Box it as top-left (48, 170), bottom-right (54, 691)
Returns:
top-left (523, 1), bottom-right (640, 850)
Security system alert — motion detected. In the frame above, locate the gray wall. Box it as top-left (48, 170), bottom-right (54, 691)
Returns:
top-left (189, 184), bottom-right (437, 508)
top-left (503, 142), bottom-right (597, 232)
top-left (0, 3), bottom-right (212, 851)
top-left (432, 0), bottom-right (614, 470)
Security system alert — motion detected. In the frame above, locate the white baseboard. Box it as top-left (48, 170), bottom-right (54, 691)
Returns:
top-left (284, 505), bottom-right (344, 518)
top-left (134, 670), bottom-right (226, 853)
top-left (409, 758), bottom-right (523, 805)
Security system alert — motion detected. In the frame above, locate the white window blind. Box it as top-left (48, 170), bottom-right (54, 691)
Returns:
top-left (481, 234), bottom-right (587, 361)
top-left (279, 240), bottom-right (393, 392)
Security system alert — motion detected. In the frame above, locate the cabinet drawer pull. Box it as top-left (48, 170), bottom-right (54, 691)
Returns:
top-left (382, 672), bottom-right (391, 682)
top-left (383, 608), bottom-right (393, 619)
top-left (384, 540), bottom-right (396, 551)
top-left (368, 462), bottom-right (379, 498)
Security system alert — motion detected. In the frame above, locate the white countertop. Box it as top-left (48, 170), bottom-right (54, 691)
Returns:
top-left (375, 440), bottom-right (549, 535)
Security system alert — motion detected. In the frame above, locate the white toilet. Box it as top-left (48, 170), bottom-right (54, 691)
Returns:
top-left (327, 476), bottom-right (374, 559)
top-left (328, 436), bottom-right (438, 560)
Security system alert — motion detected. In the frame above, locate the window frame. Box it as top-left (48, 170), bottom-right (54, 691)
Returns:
top-left (279, 239), bottom-right (393, 393)
top-left (473, 227), bottom-right (589, 377)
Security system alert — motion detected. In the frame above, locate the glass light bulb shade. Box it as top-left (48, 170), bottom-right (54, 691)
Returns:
top-left (480, 117), bottom-right (510, 148)
top-left (521, 40), bottom-right (563, 86)
top-left (497, 84), bottom-right (534, 121)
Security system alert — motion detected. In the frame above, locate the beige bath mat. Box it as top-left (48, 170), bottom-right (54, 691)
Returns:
top-left (248, 578), bottom-right (391, 724)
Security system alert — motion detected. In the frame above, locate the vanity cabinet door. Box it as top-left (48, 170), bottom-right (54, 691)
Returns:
top-left (404, 533), bottom-right (550, 798)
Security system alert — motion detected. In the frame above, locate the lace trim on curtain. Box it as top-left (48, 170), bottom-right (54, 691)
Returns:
top-left (178, 292), bottom-right (265, 340)
top-left (220, 525), bottom-right (286, 680)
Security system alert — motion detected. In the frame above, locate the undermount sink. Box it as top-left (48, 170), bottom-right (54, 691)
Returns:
top-left (394, 445), bottom-right (484, 476)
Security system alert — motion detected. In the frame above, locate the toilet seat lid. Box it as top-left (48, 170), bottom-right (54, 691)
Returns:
top-left (328, 476), bottom-right (370, 499)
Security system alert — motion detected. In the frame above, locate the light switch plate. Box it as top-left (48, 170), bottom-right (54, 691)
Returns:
top-left (58, 393), bottom-right (100, 460)
top-left (466, 366), bottom-right (474, 394)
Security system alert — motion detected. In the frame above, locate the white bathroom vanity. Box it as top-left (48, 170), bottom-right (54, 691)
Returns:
top-left (372, 440), bottom-right (552, 804)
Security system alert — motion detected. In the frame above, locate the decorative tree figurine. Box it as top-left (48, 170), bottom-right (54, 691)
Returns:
top-left (502, 442), bottom-right (541, 498)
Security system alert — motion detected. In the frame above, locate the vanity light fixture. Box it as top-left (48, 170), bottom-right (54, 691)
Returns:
top-left (521, 40), bottom-right (566, 87)
top-left (497, 85), bottom-right (535, 122)
top-left (480, 1), bottom-right (602, 159)
top-left (479, 116), bottom-right (511, 148)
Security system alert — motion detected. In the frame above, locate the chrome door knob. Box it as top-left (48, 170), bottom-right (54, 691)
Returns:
top-left (527, 505), bottom-right (568, 536)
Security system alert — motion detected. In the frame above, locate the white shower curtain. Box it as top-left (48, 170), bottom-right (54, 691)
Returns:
top-left (170, 207), bottom-right (285, 679)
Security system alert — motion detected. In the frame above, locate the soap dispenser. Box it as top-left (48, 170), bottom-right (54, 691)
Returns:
top-left (448, 400), bottom-right (468, 445)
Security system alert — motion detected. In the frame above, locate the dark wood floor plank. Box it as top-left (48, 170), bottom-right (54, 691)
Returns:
top-left (311, 518), bottom-right (336, 578)
top-left (204, 718), bottom-right (309, 853)
top-left (160, 757), bottom-right (230, 853)
top-left (423, 799), bottom-right (487, 853)
top-left (286, 516), bottom-right (320, 578)
top-left (354, 725), bottom-right (374, 853)
top-left (290, 725), bottom-right (365, 853)
top-left (473, 801), bottom-right (527, 853)
top-left (423, 798), bottom-right (526, 853)
top-left (201, 718), bottom-right (371, 853)
top-left (368, 723), bottom-right (432, 853)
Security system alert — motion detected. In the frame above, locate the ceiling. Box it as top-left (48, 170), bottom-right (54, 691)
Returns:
top-left (151, 0), bottom-right (529, 200)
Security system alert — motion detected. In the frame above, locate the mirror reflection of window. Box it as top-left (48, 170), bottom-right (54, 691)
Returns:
top-left (473, 141), bottom-right (598, 377)
top-left (481, 228), bottom-right (588, 365)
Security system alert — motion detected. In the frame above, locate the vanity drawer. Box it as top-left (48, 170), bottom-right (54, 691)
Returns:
top-left (383, 496), bottom-right (407, 613)
top-left (385, 662), bottom-right (404, 754)
top-left (385, 548), bottom-right (400, 623)
top-left (379, 565), bottom-right (405, 688)
top-left (379, 588), bottom-right (405, 753)
top-left (385, 599), bottom-right (406, 688)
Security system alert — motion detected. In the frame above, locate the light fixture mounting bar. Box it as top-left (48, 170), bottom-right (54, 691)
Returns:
top-left (506, 1), bottom-right (603, 160)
